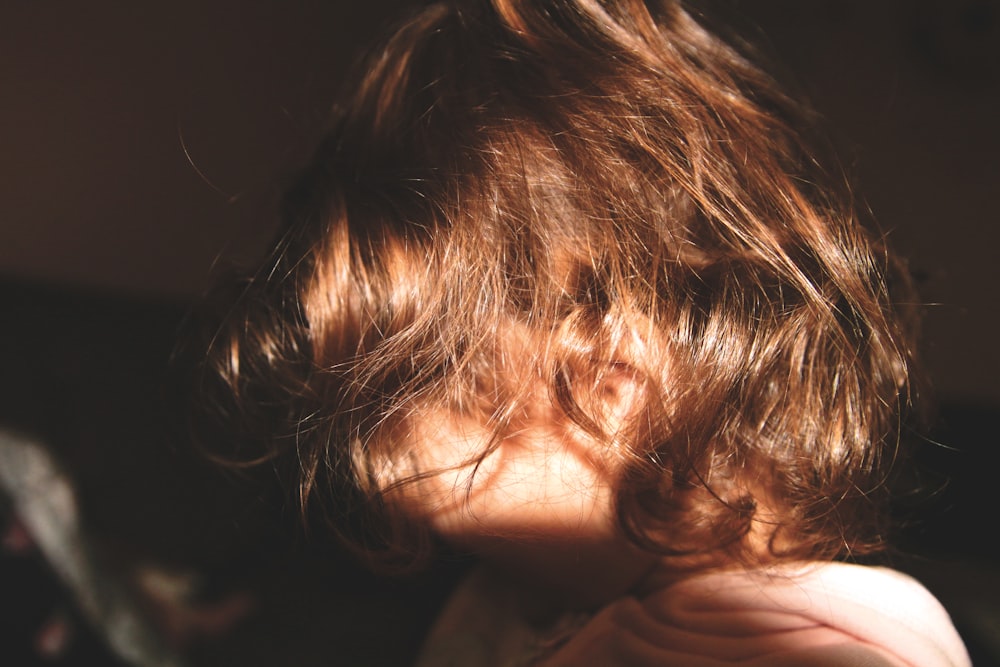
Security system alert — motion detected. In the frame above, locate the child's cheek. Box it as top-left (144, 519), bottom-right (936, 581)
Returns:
top-left (403, 417), bottom-right (618, 542)
top-left (394, 417), bottom-right (662, 606)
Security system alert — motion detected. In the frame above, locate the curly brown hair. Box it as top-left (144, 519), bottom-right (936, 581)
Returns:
top-left (198, 0), bottom-right (920, 571)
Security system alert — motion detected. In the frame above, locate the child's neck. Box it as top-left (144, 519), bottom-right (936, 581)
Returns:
top-left (453, 531), bottom-right (662, 618)
top-left (458, 532), bottom-right (755, 624)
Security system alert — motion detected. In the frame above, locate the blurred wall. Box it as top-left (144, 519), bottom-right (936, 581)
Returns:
top-left (0, 0), bottom-right (411, 296)
top-left (1, 0), bottom-right (997, 404)
top-left (743, 0), bottom-right (1000, 406)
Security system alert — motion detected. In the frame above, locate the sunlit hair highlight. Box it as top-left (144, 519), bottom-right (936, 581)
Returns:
top-left (200, 0), bottom-right (920, 570)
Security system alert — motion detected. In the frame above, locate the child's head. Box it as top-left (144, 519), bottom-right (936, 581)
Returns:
top-left (203, 0), bottom-right (919, 574)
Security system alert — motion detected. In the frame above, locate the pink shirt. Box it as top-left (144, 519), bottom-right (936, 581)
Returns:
top-left (417, 562), bottom-right (971, 667)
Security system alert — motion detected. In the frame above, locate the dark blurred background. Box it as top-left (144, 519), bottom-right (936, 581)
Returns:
top-left (0, 0), bottom-right (997, 665)
top-left (1, 0), bottom-right (998, 403)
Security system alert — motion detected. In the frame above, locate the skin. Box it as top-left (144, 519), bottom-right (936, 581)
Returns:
top-left (393, 403), bottom-right (662, 613)
top-left (387, 378), bottom-right (785, 614)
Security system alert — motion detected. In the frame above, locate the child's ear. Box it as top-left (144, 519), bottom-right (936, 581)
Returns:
top-left (593, 361), bottom-right (645, 433)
